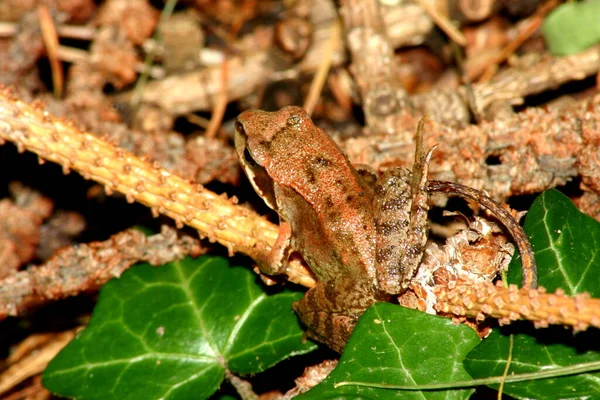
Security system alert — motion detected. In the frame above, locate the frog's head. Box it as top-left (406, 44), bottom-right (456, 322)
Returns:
top-left (235, 106), bottom-right (311, 210)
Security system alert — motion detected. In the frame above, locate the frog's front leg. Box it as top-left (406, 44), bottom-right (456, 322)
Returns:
top-left (293, 277), bottom-right (379, 353)
top-left (374, 137), bottom-right (434, 294)
top-left (256, 221), bottom-right (293, 276)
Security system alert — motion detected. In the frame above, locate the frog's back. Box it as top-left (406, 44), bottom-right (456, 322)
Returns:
top-left (267, 108), bottom-right (377, 282)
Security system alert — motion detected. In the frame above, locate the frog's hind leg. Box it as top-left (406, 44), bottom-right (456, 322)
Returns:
top-left (293, 300), bottom-right (355, 354)
top-left (293, 279), bottom-right (373, 353)
top-left (373, 117), bottom-right (434, 294)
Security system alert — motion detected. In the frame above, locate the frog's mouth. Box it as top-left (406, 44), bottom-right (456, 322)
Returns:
top-left (235, 126), bottom-right (278, 211)
top-left (247, 163), bottom-right (277, 211)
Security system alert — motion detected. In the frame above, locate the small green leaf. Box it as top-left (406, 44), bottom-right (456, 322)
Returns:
top-left (509, 189), bottom-right (600, 295)
top-left (42, 256), bottom-right (316, 400)
top-left (469, 189), bottom-right (600, 398)
top-left (298, 303), bottom-right (480, 399)
top-left (542, 0), bottom-right (600, 56)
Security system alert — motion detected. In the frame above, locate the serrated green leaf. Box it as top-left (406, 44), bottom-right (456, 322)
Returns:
top-left (542, 0), bottom-right (600, 56)
top-left (468, 189), bottom-right (600, 399)
top-left (42, 256), bottom-right (316, 400)
top-left (298, 303), bottom-right (480, 399)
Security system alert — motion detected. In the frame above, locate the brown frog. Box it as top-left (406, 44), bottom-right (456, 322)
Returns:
top-left (234, 106), bottom-right (433, 353)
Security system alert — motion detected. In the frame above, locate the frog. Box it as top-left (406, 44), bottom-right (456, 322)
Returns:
top-left (234, 106), bottom-right (433, 353)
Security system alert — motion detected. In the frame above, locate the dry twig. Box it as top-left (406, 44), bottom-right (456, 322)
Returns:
top-left (0, 225), bottom-right (203, 320)
top-left (341, 95), bottom-right (600, 204)
top-left (0, 87), bottom-right (315, 297)
top-left (435, 280), bottom-right (600, 331)
top-left (0, 329), bottom-right (77, 396)
top-left (1, 88), bottom-right (599, 332)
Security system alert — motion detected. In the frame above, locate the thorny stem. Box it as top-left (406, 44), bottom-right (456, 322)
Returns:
top-left (435, 280), bottom-right (600, 332)
top-left (0, 88), bottom-right (599, 331)
top-left (0, 226), bottom-right (201, 319)
top-left (0, 87), bottom-right (315, 289)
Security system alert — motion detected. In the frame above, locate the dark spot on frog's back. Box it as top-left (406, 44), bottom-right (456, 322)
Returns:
top-left (376, 245), bottom-right (395, 263)
top-left (376, 220), bottom-right (404, 235)
top-left (307, 170), bottom-right (316, 184)
top-left (326, 196), bottom-right (334, 207)
top-left (327, 209), bottom-right (340, 221)
top-left (374, 185), bottom-right (387, 196)
top-left (382, 196), bottom-right (409, 210)
top-left (315, 156), bottom-right (331, 168)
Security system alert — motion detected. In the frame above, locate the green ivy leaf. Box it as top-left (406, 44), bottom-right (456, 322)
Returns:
top-left (465, 327), bottom-right (600, 399)
top-left (298, 303), bottom-right (480, 399)
top-left (42, 256), bottom-right (316, 400)
top-left (508, 188), bottom-right (600, 294)
top-left (542, 0), bottom-right (600, 56)
top-left (468, 189), bottom-right (600, 398)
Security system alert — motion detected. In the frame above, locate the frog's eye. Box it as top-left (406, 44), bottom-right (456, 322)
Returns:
top-left (244, 147), bottom-right (258, 167)
top-left (235, 121), bottom-right (243, 134)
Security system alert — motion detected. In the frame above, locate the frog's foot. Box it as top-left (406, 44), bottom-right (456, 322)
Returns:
top-left (410, 116), bottom-right (436, 199)
top-left (403, 137), bottom-right (434, 269)
top-left (257, 221), bottom-right (292, 276)
top-left (398, 123), bottom-right (436, 290)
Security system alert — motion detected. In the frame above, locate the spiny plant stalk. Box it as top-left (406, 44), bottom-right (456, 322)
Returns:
top-left (435, 280), bottom-right (600, 331)
top-left (1, 88), bottom-right (599, 331)
top-left (0, 87), bottom-right (313, 287)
